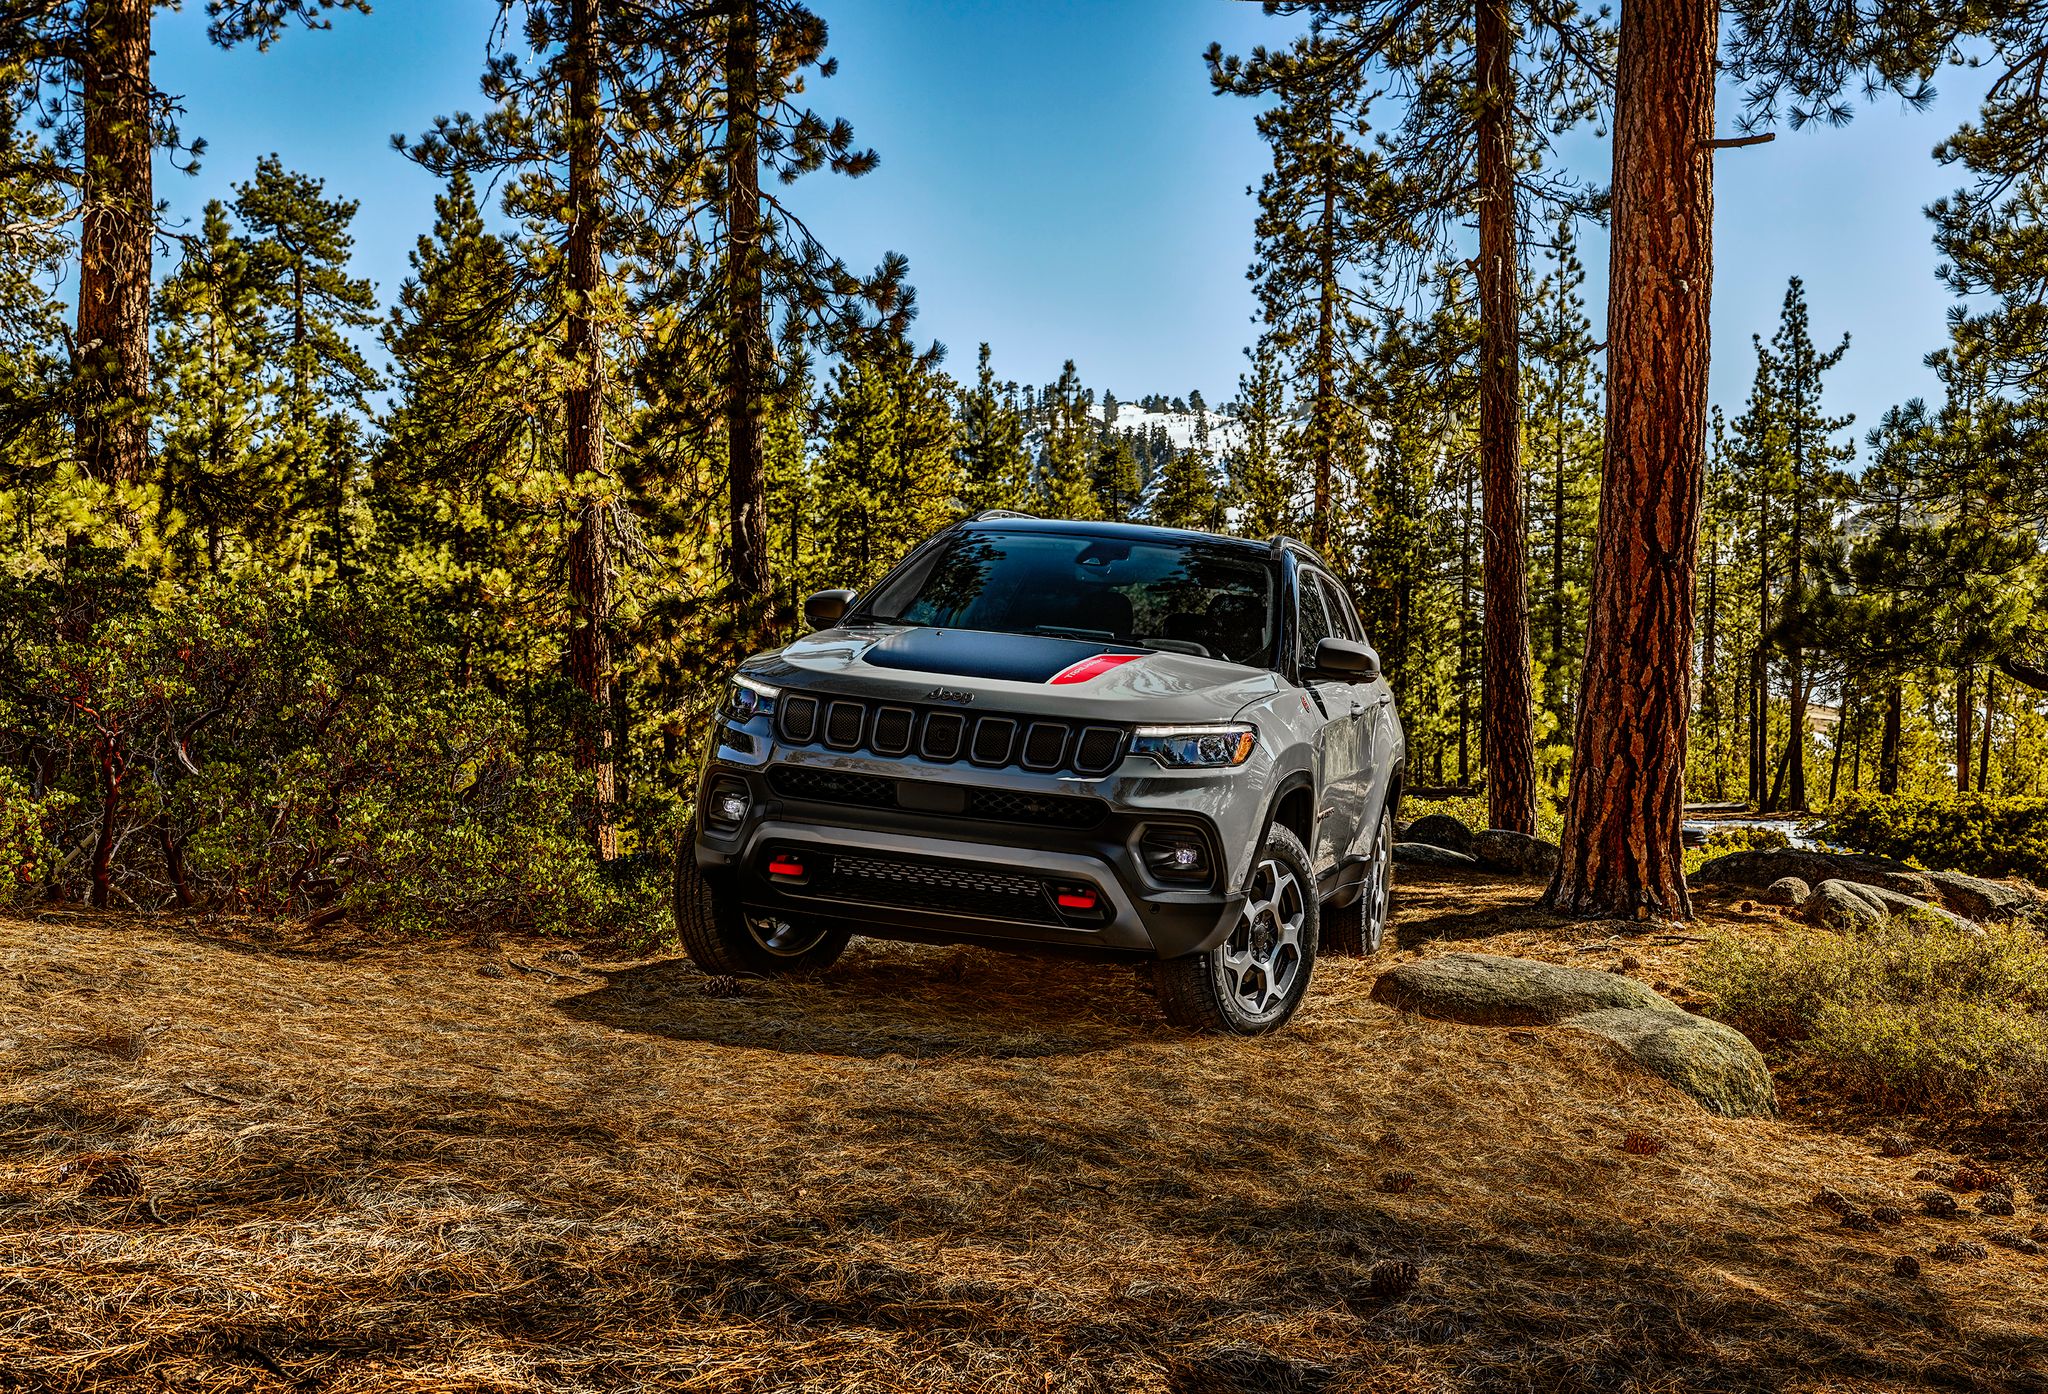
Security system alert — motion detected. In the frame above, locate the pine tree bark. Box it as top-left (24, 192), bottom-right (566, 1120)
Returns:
top-left (565, 0), bottom-right (616, 860)
top-left (76, 0), bottom-right (153, 485)
top-left (1545, 0), bottom-right (1716, 919)
top-left (1878, 681), bottom-right (1901, 795)
top-left (1309, 116), bottom-right (1338, 552)
top-left (1475, 0), bottom-right (1536, 835)
top-left (1956, 664), bottom-right (1974, 793)
top-left (726, 0), bottom-right (773, 640)
top-left (1979, 669), bottom-right (1994, 790)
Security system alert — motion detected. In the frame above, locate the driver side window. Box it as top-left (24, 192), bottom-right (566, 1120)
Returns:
top-left (1296, 573), bottom-right (1334, 669)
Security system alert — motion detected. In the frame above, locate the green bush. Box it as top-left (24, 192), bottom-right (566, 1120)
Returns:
top-left (1821, 791), bottom-right (2048, 881)
top-left (0, 769), bottom-right (65, 903)
top-left (1403, 793), bottom-right (1564, 844)
top-left (1682, 824), bottom-right (1791, 877)
top-left (1698, 916), bottom-right (2048, 1117)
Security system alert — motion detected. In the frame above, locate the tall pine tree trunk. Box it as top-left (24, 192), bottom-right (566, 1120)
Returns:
top-left (1476, 0), bottom-right (1536, 835)
top-left (726, 0), bottom-right (773, 640)
top-left (1309, 129), bottom-right (1337, 552)
top-left (1956, 664), bottom-right (1974, 793)
top-left (1545, 0), bottom-right (1715, 919)
top-left (565, 0), bottom-right (616, 860)
top-left (76, 0), bottom-right (153, 486)
top-left (1827, 690), bottom-right (1848, 803)
top-left (1786, 479), bottom-right (1807, 808)
top-left (1457, 459), bottom-right (1474, 785)
top-left (1979, 669), bottom-right (1995, 790)
top-left (1879, 681), bottom-right (1901, 795)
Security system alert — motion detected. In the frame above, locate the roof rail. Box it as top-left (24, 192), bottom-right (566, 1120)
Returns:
top-left (1266, 533), bottom-right (1311, 556)
top-left (968, 508), bottom-right (1037, 522)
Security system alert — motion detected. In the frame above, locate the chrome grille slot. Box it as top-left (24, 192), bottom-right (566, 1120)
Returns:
top-left (921, 712), bottom-right (965, 760)
top-left (780, 694), bottom-right (819, 744)
top-left (824, 701), bottom-right (865, 750)
top-left (871, 706), bottom-right (915, 755)
top-left (970, 717), bottom-right (1017, 766)
top-left (1021, 721), bottom-right (1068, 771)
top-left (1074, 726), bottom-right (1123, 774)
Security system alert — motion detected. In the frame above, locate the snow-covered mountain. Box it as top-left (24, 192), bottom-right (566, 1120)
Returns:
top-left (1091, 400), bottom-right (1247, 457)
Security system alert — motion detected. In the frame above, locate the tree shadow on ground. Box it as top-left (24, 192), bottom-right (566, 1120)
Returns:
top-left (556, 939), bottom-right (1180, 1060)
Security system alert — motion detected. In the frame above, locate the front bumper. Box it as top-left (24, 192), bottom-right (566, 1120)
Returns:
top-left (695, 743), bottom-right (1260, 959)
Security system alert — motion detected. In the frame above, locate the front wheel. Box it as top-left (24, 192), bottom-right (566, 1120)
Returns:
top-left (676, 839), bottom-right (850, 977)
top-left (1152, 825), bottom-right (1319, 1034)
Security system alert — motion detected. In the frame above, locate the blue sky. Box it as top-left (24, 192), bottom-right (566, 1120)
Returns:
top-left (152, 0), bottom-right (1996, 453)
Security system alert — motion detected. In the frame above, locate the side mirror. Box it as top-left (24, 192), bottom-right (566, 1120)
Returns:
top-left (1313, 637), bottom-right (1380, 683)
top-left (803, 588), bottom-right (856, 630)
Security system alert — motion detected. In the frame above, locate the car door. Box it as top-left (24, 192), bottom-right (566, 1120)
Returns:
top-left (1317, 573), bottom-right (1389, 845)
top-left (1294, 570), bottom-right (1360, 876)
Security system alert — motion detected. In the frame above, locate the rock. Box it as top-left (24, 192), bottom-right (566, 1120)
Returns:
top-left (1371, 953), bottom-right (1680, 1026)
top-left (1919, 869), bottom-right (2040, 923)
top-left (1763, 876), bottom-right (1812, 908)
top-left (1402, 813), bottom-right (1476, 855)
top-left (1803, 880), bottom-right (1887, 932)
top-left (1470, 829), bottom-right (1562, 877)
top-left (1696, 848), bottom-right (1935, 900)
top-left (1391, 843), bottom-right (1479, 869)
top-left (1565, 1007), bottom-right (1780, 1119)
top-left (1803, 879), bottom-right (1978, 934)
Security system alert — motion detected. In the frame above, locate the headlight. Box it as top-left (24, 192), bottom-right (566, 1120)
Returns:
top-left (1130, 723), bottom-right (1257, 768)
top-left (724, 674), bottom-right (780, 721)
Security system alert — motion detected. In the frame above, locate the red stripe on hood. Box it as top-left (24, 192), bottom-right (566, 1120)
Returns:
top-left (1049, 654), bottom-right (1139, 685)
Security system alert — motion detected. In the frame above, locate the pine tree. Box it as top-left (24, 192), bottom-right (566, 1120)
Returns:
top-left (1225, 338), bottom-right (1298, 538)
top-left (1092, 432), bottom-right (1142, 521)
top-left (815, 338), bottom-right (960, 587)
top-left (1036, 361), bottom-right (1098, 520)
top-left (1151, 448), bottom-right (1220, 532)
top-left (1, 1), bottom-right (367, 486)
top-left (955, 343), bottom-right (1029, 514)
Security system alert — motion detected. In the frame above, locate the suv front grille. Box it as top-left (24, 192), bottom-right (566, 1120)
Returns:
top-left (777, 695), bottom-right (1124, 776)
top-left (768, 766), bottom-right (1107, 830)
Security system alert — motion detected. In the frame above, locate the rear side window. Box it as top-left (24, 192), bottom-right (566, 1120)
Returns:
top-left (1296, 572), bottom-right (1334, 667)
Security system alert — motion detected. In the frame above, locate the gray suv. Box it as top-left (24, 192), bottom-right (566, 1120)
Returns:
top-left (678, 514), bottom-right (1406, 1033)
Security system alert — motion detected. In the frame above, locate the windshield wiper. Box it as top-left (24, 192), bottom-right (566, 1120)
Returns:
top-left (1030, 624), bottom-right (1120, 643)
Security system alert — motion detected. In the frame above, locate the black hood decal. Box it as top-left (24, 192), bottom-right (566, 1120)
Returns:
top-left (862, 628), bottom-right (1145, 684)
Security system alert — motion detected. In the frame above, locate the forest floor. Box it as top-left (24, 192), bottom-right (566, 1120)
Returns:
top-left (2, 873), bottom-right (2044, 1394)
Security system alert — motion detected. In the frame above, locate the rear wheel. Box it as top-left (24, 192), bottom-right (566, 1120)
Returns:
top-left (1152, 825), bottom-right (1319, 1034)
top-left (1321, 806), bottom-right (1394, 956)
top-left (676, 838), bottom-right (850, 977)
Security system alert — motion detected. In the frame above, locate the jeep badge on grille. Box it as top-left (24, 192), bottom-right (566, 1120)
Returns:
top-left (924, 687), bottom-right (973, 704)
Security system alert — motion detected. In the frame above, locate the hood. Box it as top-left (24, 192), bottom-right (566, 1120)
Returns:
top-left (745, 625), bottom-right (1283, 724)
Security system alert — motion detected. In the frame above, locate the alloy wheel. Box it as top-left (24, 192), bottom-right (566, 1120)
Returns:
top-left (1217, 856), bottom-right (1308, 1021)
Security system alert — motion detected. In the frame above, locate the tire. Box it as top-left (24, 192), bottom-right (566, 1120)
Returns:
top-left (675, 835), bottom-right (851, 977)
top-left (1321, 805), bottom-right (1394, 956)
top-left (1151, 824), bottom-right (1319, 1035)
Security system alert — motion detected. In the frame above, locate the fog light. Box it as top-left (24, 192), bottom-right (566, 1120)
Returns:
top-left (706, 778), bottom-right (750, 830)
top-left (1141, 827), bottom-right (1214, 886)
top-left (1171, 844), bottom-right (1200, 869)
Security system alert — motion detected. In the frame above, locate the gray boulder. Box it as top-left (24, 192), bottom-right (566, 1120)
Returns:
top-left (1919, 869), bottom-right (2040, 923)
top-left (1403, 813), bottom-right (1476, 855)
top-left (1695, 847), bottom-right (1935, 901)
top-left (1370, 952), bottom-right (1679, 1026)
top-left (1763, 876), bottom-right (1811, 908)
top-left (1392, 842), bottom-right (1479, 869)
top-left (1803, 878), bottom-right (1977, 934)
top-left (1567, 1008), bottom-right (1780, 1118)
top-left (1471, 828), bottom-right (1562, 877)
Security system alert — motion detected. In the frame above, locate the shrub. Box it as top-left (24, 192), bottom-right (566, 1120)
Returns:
top-left (1698, 916), bottom-right (2048, 1117)
top-left (1821, 792), bottom-right (2048, 881)
top-left (1682, 824), bottom-right (1791, 877)
top-left (0, 769), bottom-right (64, 903)
top-left (1403, 793), bottom-right (1564, 844)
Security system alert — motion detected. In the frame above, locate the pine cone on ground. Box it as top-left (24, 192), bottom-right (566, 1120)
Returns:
top-left (60, 1154), bottom-right (141, 1197)
top-left (1378, 1170), bottom-right (1418, 1195)
top-left (1623, 1132), bottom-right (1666, 1157)
top-left (1872, 1205), bottom-right (1905, 1226)
top-left (1920, 1192), bottom-right (1961, 1218)
top-left (1877, 1132), bottom-right (1917, 1158)
top-left (1931, 1239), bottom-right (1987, 1263)
top-left (1978, 1192), bottom-right (2016, 1217)
top-left (1892, 1254), bottom-right (1921, 1278)
top-left (1365, 1258), bottom-right (1418, 1299)
top-left (1812, 1186), bottom-right (1855, 1215)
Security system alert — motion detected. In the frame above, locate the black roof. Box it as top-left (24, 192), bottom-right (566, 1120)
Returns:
top-left (956, 513), bottom-right (1327, 566)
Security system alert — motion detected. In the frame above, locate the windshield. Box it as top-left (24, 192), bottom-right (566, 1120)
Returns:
top-left (856, 530), bottom-right (1280, 667)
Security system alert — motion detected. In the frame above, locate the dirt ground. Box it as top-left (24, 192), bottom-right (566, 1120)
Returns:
top-left (2, 870), bottom-right (2043, 1393)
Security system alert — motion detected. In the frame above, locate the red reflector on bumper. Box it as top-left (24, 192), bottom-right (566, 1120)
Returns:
top-left (1056, 891), bottom-right (1098, 910)
top-left (768, 856), bottom-right (805, 877)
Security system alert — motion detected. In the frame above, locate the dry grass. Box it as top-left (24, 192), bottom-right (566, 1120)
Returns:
top-left (1, 871), bottom-right (2044, 1393)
